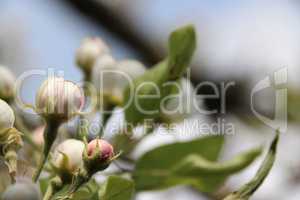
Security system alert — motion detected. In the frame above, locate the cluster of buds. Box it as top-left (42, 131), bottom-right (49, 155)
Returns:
top-left (46, 138), bottom-right (116, 198)
top-left (32, 77), bottom-right (85, 182)
top-left (0, 99), bottom-right (23, 181)
top-left (51, 138), bottom-right (115, 180)
top-left (76, 37), bottom-right (146, 107)
top-left (2, 36), bottom-right (143, 196)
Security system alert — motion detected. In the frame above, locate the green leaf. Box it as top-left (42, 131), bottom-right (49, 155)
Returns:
top-left (123, 60), bottom-right (169, 125)
top-left (51, 179), bottom-right (99, 200)
top-left (123, 25), bottom-right (196, 125)
top-left (133, 135), bottom-right (261, 193)
top-left (224, 132), bottom-right (279, 200)
top-left (113, 134), bottom-right (140, 155)
top-left (172, 148), bottom-right (262, 176)
top-left (133, 135), bottom-right (225, 192)
top-left (98, 176), bottom-right (135, 200)
top-left (170, 148), bottom-right (262, 192)
top-left (168, 25), bottom-right (196, 80)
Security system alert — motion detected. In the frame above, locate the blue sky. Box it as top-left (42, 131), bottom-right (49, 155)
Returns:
top-left (1, 0), bottom-right (300, 103)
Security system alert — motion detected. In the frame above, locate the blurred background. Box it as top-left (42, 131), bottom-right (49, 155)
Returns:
top-left (1, 0), bottom-right (300, 199)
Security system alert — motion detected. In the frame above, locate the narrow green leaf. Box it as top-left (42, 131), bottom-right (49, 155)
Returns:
top-left (133, 135), bottom-right (224, 192)
top-left (133, 136), bottom-right (262, 193)
top-left (224, 132), bottom-right (279, 200)
top-left (98, 176), bottom-right (135, 200)
top-left (172, 147), bottom-right (262, 176)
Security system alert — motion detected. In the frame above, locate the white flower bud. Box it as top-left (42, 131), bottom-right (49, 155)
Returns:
top-left (0, 99), bottom-right (15, 133)
top-left (76, 37), bottom-right (110, 74)
top-left (92, 54), bottom-right (117, 96)
top-left (92, 58), bottom-right (146, 104)
top-left (0, 66), bottom-right (15, 100)
top-left (114, 60), bottom-right (146, 101)
top-left (117, 60), bottom-right (147, 78)
top-left (36, 77), bottom-right (84, 122)
top-left (53, 139), bottom-right (85, 173)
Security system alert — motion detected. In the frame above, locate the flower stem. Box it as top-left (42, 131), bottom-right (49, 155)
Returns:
top-left (73, 171), bottom-right (89, 192)
top-left (43, 185), bottom-right (54, 200)
top-left (64, 169), bottom-right (90, 198)
top-left (32, 121), bottom-right (60, 182)
top-left (43, 176), bottom-right (62, 200)
top-left (98, 106), bottom-right (113, 138)
top-left (4, 149), bottom-right (17, 184)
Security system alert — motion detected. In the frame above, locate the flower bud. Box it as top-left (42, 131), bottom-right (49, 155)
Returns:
top-left (52, 139), bottom-right (85, 174)
top-left (87, 139), bottom-right (114, 161)
top-left (0, 99), bottom-right (15, 134)
top-left (114, 59), bottom-right (146, 102)
top-left (0, 66), bottom-right (15, 100)
top-left (36, 77), bottom-right (84, 122)
top-left (84, 139), bottom-right (114, 173)
top-left (2, 179), bottom-right (41, 200)
top-left (92, 58), bottom-right (146, 104)
top-left (92, 54), bottom-right (117, 99)
top-left (117, 60), bottom-right (147, 78)
top-left (76, 37), bottom-right (110, 75)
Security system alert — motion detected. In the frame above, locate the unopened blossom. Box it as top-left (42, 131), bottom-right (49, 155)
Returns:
top-left (76, 37), bottom-right (110, 75)
top-left (53, 139), bottom-right (85, 173)
top-left (0, 99), bottom-right (15, 133)
top-left (87, 139), bottom-right (114, 162)
top-left (36, 77), bottom-right (84, 122)
top-left (92, 58), bottom-right (146, 104)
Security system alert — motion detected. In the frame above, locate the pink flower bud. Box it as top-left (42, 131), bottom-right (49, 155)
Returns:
top-left (0, 66), bottom-right (15, 100)
top-left (76, 37), bottom-right (110, 74)
top-left (36, 77), bottom-right (84, 121)
top-left (87, 139), bottom-right (114, 162)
